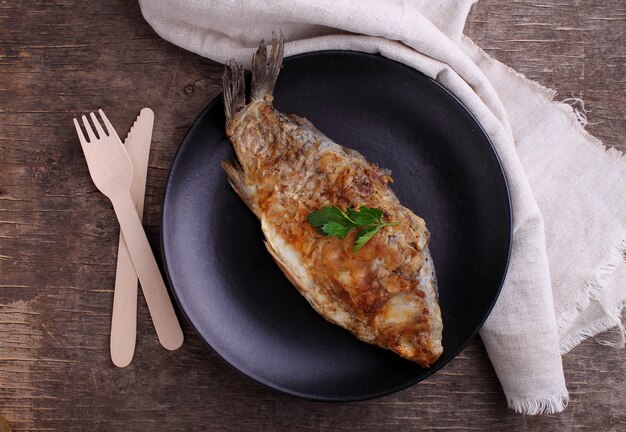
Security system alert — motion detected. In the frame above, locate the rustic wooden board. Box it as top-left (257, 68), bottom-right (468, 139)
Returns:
top-left (0, 1), bottom-right (624, 431)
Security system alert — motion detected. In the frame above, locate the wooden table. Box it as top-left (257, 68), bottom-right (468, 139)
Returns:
top-left (1, 1), bottom-right (624, 430)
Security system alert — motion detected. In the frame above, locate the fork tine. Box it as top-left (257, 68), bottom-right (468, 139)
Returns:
top-left (98, 109), bottom-right (120, 140)
top-left (73, 118), bottom-right (88, 146)
top-left (81, 115), bottom-right (97, 142)
top-left (90, 112), bottom-right (107, 138)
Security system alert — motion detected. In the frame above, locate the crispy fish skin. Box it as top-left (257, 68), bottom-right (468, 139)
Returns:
top-left (221, 33), bottom-right (443, 367)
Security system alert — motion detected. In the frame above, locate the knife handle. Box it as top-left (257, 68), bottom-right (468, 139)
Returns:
top-left (111, 235), bottom-right (139, 367)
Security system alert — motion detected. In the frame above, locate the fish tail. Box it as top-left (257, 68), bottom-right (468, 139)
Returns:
top-left (223, 59), bottom-right (246, 132)
top-left (251, 31), bottom-right (284, 102)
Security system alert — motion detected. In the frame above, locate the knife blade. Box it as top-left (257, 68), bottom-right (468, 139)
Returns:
top-left (110, 108), bottom-right (154, 368)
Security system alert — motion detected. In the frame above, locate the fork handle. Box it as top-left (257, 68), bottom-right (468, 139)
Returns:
top-left (111, 193), bottom-right (184, 351)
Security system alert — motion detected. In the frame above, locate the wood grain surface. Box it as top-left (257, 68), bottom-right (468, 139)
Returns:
top-left (1, 1), bottom-right (624, 431)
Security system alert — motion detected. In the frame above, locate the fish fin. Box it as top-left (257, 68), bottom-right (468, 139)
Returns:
top-left (221, 160), bottom-right (255, 212)
top-left (251, 31), bottom-right (284, 102)
top-left (264, 240), bottom-right (309, 293)
top-left (223, 59), bottom-right (246, 132)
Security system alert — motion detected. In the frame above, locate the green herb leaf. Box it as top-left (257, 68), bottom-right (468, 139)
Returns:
top-left (307, 205), bottom-right (355, 234)
top-left (307, 205), bottom-right (399, 251)
top-left (353, 226), bottom-right (380, 252)
top-left (347, 206), bottom-right (384, 226)
top-left (320, 221), bottom-right (353, 239)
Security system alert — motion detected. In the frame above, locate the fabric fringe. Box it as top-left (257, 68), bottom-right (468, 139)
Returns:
top-left (557, 235), bottom-right (626, 354)
top-left (555, 99), bottom-right (626, 161)
top-left (560, 301), bottom-right (626, 353)
top-left (463, 34), bottom-right (625, 164)
top-left (560, 96), bottom-right (592, 127)
top-left (506, 394), bottom-right (569, 415)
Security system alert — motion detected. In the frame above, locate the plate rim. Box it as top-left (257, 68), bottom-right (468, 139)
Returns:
top-left (160, 50), bottom-right (512, 402)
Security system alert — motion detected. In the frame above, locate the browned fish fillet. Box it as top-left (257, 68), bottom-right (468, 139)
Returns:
top-left (221, 33), bottom-right (443, 367)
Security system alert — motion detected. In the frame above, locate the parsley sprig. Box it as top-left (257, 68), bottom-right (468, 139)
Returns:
top-left (307, 205), bottom-right (400, 252)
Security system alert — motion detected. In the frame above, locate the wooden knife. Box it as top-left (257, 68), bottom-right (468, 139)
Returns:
top-left (111, 108), bottom-right (155, 368)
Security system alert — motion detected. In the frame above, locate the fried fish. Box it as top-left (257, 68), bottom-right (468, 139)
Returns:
top-left (221, 33), bottom-right (443, 367)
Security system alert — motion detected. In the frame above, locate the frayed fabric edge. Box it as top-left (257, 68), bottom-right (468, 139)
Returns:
top-left (557, 235), bottom-right (626, 354)
top-left (560, 301), bottom-right (626, 354)
top-left (461, 35), bottom-right (626, 163)
top-left (506, 393), bottom-right (569, 415)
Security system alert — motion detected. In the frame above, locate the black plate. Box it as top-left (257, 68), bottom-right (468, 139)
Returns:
top-left (161, 52), bottom-right (511, 401)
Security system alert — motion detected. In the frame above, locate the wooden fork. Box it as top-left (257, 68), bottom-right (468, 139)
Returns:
top-left (73, 110), bottom-right (183, 351)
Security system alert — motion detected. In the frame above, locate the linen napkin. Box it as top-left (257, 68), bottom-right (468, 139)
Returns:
top-left (138, 0), bottom-right (626, 414)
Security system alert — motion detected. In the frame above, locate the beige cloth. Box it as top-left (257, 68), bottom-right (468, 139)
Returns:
top-left (138, 0), bottom-right (626, 414)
